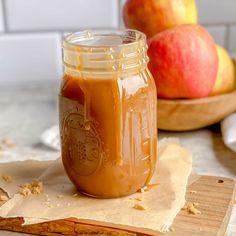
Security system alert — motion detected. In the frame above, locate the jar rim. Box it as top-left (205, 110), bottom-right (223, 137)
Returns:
top-left (63, 29), bottom-right (146, 50)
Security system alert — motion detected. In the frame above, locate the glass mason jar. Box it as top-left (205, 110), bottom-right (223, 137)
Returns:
top-left (59, 30), bottom-right (157, 198)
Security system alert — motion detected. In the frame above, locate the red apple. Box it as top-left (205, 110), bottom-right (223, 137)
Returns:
top-left (148, 24), bottom-right (218, 99)
top-left (123, 0), bottom-right (198, 38)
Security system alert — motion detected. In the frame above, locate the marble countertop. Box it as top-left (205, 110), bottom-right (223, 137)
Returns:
top-left (0, 84), bottom-right (235, 235)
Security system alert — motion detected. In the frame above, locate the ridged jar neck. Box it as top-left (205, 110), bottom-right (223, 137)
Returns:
top-left (63, 30), bottom-right (149, 78)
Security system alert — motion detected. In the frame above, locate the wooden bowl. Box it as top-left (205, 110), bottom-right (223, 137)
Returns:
top-left (157, 58), bottom-right (236, 131)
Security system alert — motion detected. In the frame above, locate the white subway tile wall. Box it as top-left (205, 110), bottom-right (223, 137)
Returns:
top-left (5, 0), bottom-right (119, 31)
top-left (196, 0), bottom-right (236, 24)
top-left (0, 33), bottom-right (62, 84)
top-left (0, 0), bottom-right (235, 84)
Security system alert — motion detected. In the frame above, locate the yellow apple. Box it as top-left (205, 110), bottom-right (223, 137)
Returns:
top-left (210, 45), bottom-right (235, 96)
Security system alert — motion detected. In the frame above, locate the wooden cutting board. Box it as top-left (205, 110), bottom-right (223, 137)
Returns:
top-left (0, 175), bottom-right (235, 236)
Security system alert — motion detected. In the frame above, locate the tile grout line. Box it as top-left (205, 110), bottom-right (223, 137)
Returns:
top-left (1, 0), bottom-right (8, 32)
top-left (225, 24), bottom-right (231, 51)
top-left (118, 0), bottom-right (122, 29)
top-left (203, 22), bottom-right (236, 27)
top-left (0, 27), bottom-right (118, 35)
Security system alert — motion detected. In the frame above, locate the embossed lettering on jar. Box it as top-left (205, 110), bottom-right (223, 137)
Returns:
top-left (60, 30), bottom-right (157, 198)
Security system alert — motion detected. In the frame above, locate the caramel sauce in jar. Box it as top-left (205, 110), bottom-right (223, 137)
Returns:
top-left (60, 30), bottom-right (157, 198)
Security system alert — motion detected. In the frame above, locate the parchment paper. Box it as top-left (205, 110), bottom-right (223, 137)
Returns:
top-left (0, 139), bottom-right (192, 233)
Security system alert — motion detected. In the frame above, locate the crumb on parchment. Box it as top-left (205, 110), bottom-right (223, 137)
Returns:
top-left (44, 194), bottom-right (53, 207)
top-left (133, 203), bottom-right (145, 211)
top-left (135, 197), bottom-right (142, 201)
top-left (45, 201), bottom-right (53, 208)
top-left (0, 195), bottom-right (8, 201)
top-left (45, 195), bottom-right (50, 202)
top-left (2, 175), bottom-right (12, 183)
top-left (182, 202), bottom-right (201, 215)
top-left (20, 181), bottom-right (43, 196)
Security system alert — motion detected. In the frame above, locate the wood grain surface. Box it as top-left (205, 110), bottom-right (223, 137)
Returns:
top-left (157, 90), bottom-right (236, 131)
top-left (157, 59), bottom-right (236, 131)
top-left (0, 175), bottom-right (235, 236)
